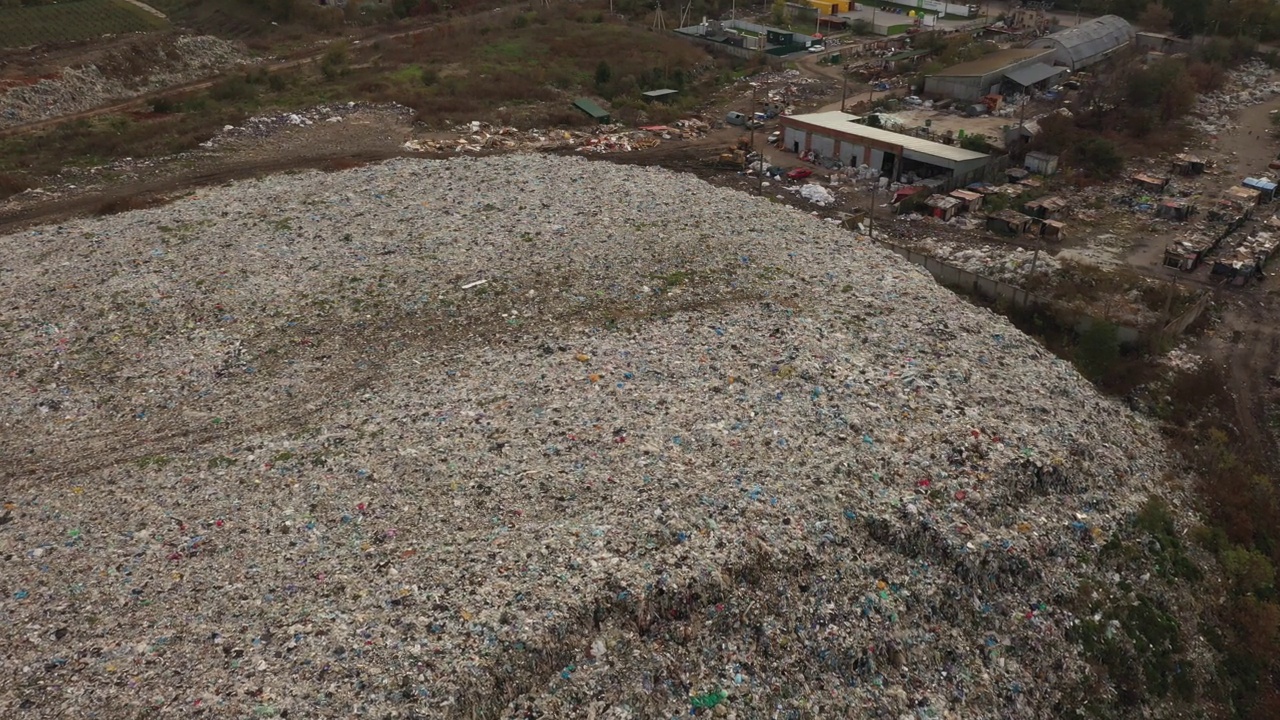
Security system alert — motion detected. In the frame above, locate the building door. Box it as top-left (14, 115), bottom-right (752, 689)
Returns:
top-left (793, 140), bottom-right (800, 153)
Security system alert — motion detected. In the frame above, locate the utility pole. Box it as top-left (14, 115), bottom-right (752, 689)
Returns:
top-left (841, 67), bottom-right (849, 112)
top-left (746, 83), bottom-right (756, 174)
top-left (868, 181), bottom-right (877, 237)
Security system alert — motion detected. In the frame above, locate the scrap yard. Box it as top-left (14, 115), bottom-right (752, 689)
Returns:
top-left (3, 1), bottom-right (1280, 718)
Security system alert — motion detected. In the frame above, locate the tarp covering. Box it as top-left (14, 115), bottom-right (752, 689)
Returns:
top-left (1004, 62), bottom-right (1066, 87)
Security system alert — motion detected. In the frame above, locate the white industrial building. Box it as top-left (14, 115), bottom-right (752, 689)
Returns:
top-left (1025, 15), bottom-right (1135, 71)
top-left (779, 111), bottom-right (992, 184)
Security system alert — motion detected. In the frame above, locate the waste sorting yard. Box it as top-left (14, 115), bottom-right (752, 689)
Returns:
top-left (0, 154), bottom-right (1206, 717)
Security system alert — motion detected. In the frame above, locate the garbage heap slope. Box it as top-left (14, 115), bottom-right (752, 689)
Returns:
top-left (0, 155), bottom-right (1191, 718)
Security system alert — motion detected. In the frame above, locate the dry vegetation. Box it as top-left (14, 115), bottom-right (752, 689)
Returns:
top-left (0, 5), bottom-right (738, 177)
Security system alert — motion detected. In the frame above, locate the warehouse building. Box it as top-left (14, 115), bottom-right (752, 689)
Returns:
top-left (780, 111), bottom-right (992, 184)
top-left (1025, 15), bottom-right (1134, 71)
top-left (923, 48), bottom-right (1061, 102)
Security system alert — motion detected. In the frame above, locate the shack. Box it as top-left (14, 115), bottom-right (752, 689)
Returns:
top-left (1163, 237), bottom-right (1212, 271)
top-left (1024, 195), bottom-right (1067, 220)
top-left (949, 188), bottom-right (984, 212)
top-left (573, 98), bottom-right (611, 124)
top-left (1242, 177), bottom-right (1278, 203)
top-left (1209, 232), bottom-right (1279, 283)
top-left (1224, 185), bottom-right (1261, 212)
top-left (1006, 167), bottom-right (1030, 182)
top-left (1154, 199), bottom-right (1196, 222)
top-left (925, 194), bottom-right (962, 221)
top-left (1038, 218), bottom-right (1066, 240)
top-left (1023, 151), bottom-right (1059, 176)
top-left (641, 89), bottom-right (679, 103)
top-left (1171, 153), bottom-right (1205, 175)
top-left (986, 209), bottom-right (1034, 235)
top-left (1130, 172), bottom-right (1170, 193)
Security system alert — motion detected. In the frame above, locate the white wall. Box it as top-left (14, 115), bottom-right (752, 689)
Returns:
top-left (783, 127), bottom-right (808, 153)
top-left (810, 134), bottom-right (836, 158)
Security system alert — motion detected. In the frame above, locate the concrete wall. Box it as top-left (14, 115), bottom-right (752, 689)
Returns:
top-left (923, 75), bottom-right (986, 102)
top-left (876, 240), bottom-right (1148, 345)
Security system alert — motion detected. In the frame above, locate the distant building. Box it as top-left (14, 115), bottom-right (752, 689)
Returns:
top-left (780, 111), bottom-right (992, 185)
top-left (923, 48), bottom-right (1060, 102)
top-left (1024, 15), bottom-right (1134, 71)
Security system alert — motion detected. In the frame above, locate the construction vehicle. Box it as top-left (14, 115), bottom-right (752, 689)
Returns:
top-left (711, 136), bottom-right (757, 168)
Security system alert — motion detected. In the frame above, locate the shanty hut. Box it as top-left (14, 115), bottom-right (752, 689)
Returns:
top-left (1155, 199), bottom-right (1196, 221)
top-left (1024, 195), bottom-right (1067, 220)
top-left (949, 188), bottom-right (984, 212)
top-left (1242, 177), bottom-right (1278, 203)
top-left (986, 209), bottom-right (1034, 235)
top-left (1171, 154), bottom-right (1205, 175)
top-left (1024, 151), bottom-right (1059, 176)
top-left (925, 194), bottom-right (962, 221)
top-left (1130, 172), bottom-right (1170, 193)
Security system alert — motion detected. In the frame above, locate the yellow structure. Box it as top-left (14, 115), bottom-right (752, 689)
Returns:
top-left (806, 0), bottom-right (851, 14)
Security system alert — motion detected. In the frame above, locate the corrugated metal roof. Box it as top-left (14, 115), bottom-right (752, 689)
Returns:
top-left (573, 98), bottom-right (610, 121)
top-left (781, 111), bottom-right (989, 164)
top-left (1004, 62), bottom-right (1066, 87)
top-left (929, 48), bottom-right (1050, 78)
top-left (1031, 15), bottom-right (1133, 67)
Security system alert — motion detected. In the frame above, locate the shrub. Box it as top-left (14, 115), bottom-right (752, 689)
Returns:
top-left (0, 172), bottom-right (33, 200)
top-left (150, 97), bottom-right (179, 114)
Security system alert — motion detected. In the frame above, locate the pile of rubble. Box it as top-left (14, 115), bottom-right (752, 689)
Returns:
top-left (0, 36), bottom-right (247, 128)
top-left (904, 235), bottom-right (1063, 283)
top-left (402, 119), bottom-right (708, 155)
top-left (1190, 59), bottom-right (1280, 134)
top-left (201, 102), bottom-right (413, 149)
top-left (0, 155), bottom-right (1205, 718)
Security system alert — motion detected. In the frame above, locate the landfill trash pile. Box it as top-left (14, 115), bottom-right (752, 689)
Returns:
top-left (797, 182), bottom-right (835, 205)
top-left (904, 235), bottom-right (1062, 283)
top-left (1161, 347), bottom-right (1203, 372)
top-left (0, 36), bottom-right (246, 128)
top-left (0, 155), bottom-right (1199, 718)
top-left (1190, 59), bottom-right (1280, 134)
top-left (202, 102), bottom-right (413, 149)
top-left (401, 119), bottom-right (705, 155)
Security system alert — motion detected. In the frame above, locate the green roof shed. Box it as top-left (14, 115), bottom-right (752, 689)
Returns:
top-left (573, 98), bottom-right (611, 123)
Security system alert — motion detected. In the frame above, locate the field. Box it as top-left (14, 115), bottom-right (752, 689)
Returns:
top-left (0, 0), bottom-right (170, 49)
top-left (0, 6), bottom-right (738, 177)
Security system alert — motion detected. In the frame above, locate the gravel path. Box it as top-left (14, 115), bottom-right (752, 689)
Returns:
top-left (0, 155), bottom-right (1188, 718)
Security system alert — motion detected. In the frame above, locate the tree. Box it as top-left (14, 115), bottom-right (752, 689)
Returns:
top-left (772, 0), bottom-right (786, 26)
top-left (1075, 320), bottom-right (1121, 378)
top-left (1138, 3), bottom-right (1173, 32)
top-left (594, 61), bottom-right (612, 88)
top-left (1074, 137), bottom-right (1124, 178)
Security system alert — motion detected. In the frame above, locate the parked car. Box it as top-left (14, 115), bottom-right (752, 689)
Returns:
top-left (725, 111), bottom-right (746, 126)
top-left (786, 168), bottom-right (813, 181)
top-left (745, 119), bottom-right (764, 130)
top-left (767, 131), bottom-right (781, 145)
top-left (903, 95), bottom-right (923, 106)
top-left (808, 44), bottom-right (825, 53)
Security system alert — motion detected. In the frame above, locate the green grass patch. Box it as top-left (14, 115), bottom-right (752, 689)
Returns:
top-left (0, 0), bottom-right (169, 49)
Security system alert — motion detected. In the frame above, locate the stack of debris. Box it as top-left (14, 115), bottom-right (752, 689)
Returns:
top-left (1190, 60), bottom-right (1280, 133)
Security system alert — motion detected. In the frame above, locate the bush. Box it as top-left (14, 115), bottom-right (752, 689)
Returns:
top-left (1075, 319), bottom-right (1121, 379)
top-left (321, 42), bottom-right (349, 81)
top-left (1073, 136), bottom-right (1124, 179)
top-left (959, 134), bottom-right (991, 153)
top-left (150, 97), bottom-right (179, 114)
top-left (209, 75), bottom-right (258, 103)
top-left (0, 172), bottom-right (33, 200)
